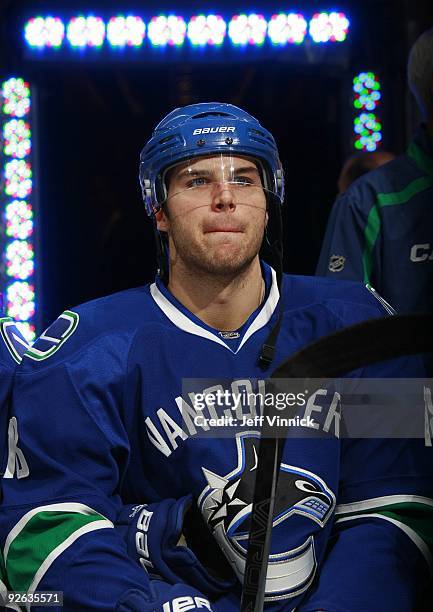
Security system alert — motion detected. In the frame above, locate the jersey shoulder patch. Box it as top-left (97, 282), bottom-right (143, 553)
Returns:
top-left (24, 310), bottom-right (79, 361)
top-left (0, 318), bottom-right (31, 364)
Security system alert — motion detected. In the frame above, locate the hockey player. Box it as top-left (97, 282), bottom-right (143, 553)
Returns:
top-left (0, 302), bottom-right (29, 474)
top-left (1, 103), bottom-right (433, 611)
top-left (316, 27), bottom-right (433, 314)
top-left (0, 301), bottom-right (29, 608)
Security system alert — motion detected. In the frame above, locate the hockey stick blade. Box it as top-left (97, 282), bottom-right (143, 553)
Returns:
top-left (241, 313), bottom-right (433, 611)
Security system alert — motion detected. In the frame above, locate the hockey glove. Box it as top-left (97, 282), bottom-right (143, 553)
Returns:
top-left (116, 581), bottom-right (214, 611)
top-left (116, 496), bottom-right (236, 598)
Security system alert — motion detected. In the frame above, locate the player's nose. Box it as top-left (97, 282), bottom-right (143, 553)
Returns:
top-left (211, 182), bottom-right (236, 212)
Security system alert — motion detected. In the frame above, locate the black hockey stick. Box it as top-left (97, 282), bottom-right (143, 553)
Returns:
top-left (241, 312), bottom-right (433, 612)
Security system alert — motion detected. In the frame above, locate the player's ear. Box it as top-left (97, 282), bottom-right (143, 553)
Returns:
top-left (155, 208), bottom-right (169, 232)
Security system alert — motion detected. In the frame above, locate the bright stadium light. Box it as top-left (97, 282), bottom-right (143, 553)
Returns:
top-left (353, 72), bottom-right (382, 151)
top-left (24, 16), bottom-right (65, 49)
top-left (4, 160), bottom-right (32, 199)
top-left (2, 78), bottom-right (31, 117)
top-left (66, 15), bottom-right (105, 48)
top-left (187, 14), bottom-right (226, 46)
top-left (24, 16), bottom-right (65, 48)
top-left (3, 120), bottom-right (32, 158)
top-left (309, 12), bottom-right (350, 43)
top-left (147, 15), bottom-right (187, 46)
top-left (106, 16), bottom-right (146, 47)
top-left (268, 13), bottom-right (307, 45)
top-left (5, 240), bottom-right (35, 281)
top-left (228, 14), bottom-right (267, 46)
top-left (5, 201), bottom-right (34, 240)
top-left (353, 71), bottom-right (381, 111)
top-left (6, 281), bottom-right (36, 322)
top-left (23, 11), bottom-right (351, 51)
top-left (0, 78), bottom-right (37, 341)
top-left (354, 113), bottom-right (382, 151)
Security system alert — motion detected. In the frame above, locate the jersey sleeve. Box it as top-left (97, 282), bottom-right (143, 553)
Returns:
top-left (316, 191), bottom-right (380, 286)
top-left (297, 515), bottom-right (431, 612)
top-left (0, 309), bottom-right (214, 611)
top-left (294, 283), bottom-right (433, 609)
top-left (1, 318), bottom-right (30, 476)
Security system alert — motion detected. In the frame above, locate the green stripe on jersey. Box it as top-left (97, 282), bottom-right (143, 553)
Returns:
top-left (362, 175), bottom-right (433, 283)
top-left (408, 141), bottom-right (433, 179)
top-left (6, 510), bottom-right (108, 593)
top-left (336, 498), bottom-right (433, 553)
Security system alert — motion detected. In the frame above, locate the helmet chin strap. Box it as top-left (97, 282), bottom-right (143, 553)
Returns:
top-left (258, 197), bottom-right (284, 370)
top-left (153, 221), bottom-right (169, 285)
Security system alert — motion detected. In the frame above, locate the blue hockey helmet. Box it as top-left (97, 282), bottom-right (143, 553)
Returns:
top-left (139, 102), bottom-right (285, 216)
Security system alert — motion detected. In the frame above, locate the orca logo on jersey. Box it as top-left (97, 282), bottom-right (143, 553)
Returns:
top-left (0, 318), bottom-right (30, 364)
top-left (24, 310), bottom-right (79, 361)
top-left (198, 432), bottom-right (335, 601)
top-left (192, 126), bottom-right (236, 135)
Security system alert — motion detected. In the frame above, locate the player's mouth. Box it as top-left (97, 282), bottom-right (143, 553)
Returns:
top-left (206, 230), bottom-right (243, 233)
top-left (204, 226), bottom-right (244, 233)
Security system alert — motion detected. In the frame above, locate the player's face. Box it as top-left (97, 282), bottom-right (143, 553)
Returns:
top-left (156, 154), bottom-right (267, 277)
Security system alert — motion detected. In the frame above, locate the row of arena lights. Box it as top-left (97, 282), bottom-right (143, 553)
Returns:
top-left (0, 78), bottom-right (36, 341)
top-left (24, 12), bottom-right (350, 49)
top-left (352, 72), bottom-right (382, 151)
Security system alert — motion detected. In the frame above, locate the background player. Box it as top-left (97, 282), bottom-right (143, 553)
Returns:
top-left (316, 27), bottom-right (433, 315)
top-left (0, 298), bottom-right (29, 608)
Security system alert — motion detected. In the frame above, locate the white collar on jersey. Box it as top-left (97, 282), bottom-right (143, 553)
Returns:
top-left (150, 266), bottom-right (280, 355)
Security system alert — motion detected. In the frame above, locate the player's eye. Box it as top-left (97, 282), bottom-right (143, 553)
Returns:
top-left (187, 176), bottom-right (208, 188)
top-left (295, 479), bottom-right (317, 493)
top-left (233, 176), bottom-right (255, 186)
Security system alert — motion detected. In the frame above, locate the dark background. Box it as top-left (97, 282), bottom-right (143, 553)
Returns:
top-left (1, 0), bottom-right (432, 330)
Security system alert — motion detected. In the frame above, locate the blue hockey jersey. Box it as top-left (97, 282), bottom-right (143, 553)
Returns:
top-left (1, 264), bottom-right (433, 611)
top-left (0, 312), bottom-right (29, 470)
top-left (0, 308), bottom-right (29, 608)
top-left (316, 126), bottom-right (433, 314)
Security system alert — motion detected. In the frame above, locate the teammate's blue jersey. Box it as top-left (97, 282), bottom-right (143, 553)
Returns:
top-left (0, 313), bottom-right (29, 468)
top-left (316, 126), bottom-right (433, 314)
top-left (1, 264), bottom-right (432, 611)
top-left (0, 309), bottom-right (29, 603)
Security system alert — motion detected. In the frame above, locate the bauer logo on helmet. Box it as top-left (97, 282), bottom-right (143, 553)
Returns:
top-left (192, 126), bottom-right (236, 135)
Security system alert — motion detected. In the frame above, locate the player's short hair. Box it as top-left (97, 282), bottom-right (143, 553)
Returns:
top-left (407, 27), bottom-right (433, 120)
